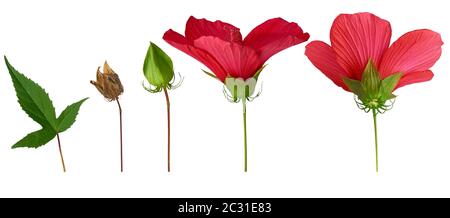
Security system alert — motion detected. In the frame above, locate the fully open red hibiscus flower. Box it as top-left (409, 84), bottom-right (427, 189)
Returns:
top-left (305, 12), bottom-right (443, 172)
top-left (164, 16), bottom-right (309, 81)
top-left (164, 16), bottom-right (309, 172)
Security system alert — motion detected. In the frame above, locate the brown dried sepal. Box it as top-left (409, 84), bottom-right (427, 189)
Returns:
top-left (90, 61), bottom-right (124, 101)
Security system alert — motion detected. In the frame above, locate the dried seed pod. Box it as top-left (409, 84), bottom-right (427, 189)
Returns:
top-left (91, 61), bottom-right (124, 101)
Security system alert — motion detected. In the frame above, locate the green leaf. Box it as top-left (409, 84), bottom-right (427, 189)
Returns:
top-left (12, 128), bottom-right (56, 149)
top-left (143, 42), bottom-right (174, 88)
top-left (343, 77), bottom-right (367, 102)
top-left (57, 98), bottom-right (88, 133)
top-left (4, 56), bottom-right (57, 130)
top-left (380, 73), bottom-right (402, 101)
top-left (361, 59), bottom-right (381, 99)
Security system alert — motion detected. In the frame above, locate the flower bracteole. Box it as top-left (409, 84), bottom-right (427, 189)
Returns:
top-left (142, 81), bottom-right (162, 93)
top-left (354, 95), bottom-right (396, 114)
top-left (143, 71), bottom-right (184, 94)
top-left (168, 72), bottom-right (184, 90)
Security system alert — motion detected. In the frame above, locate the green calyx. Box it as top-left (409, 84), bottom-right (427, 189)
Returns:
top-left (343, 60), bottom-right (402, 113)
top-left (143, 42), bottom-right (182, 93)
top-left (224, 77), bottom-right (261, 103)
top-left (222, 65), bottom-right (265, 103)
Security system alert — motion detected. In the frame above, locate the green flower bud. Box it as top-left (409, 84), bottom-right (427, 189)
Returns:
top-left (143, 42), bottom-right (174, 91)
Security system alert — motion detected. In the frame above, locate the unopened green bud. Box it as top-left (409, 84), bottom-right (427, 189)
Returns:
top-left (143, 42), bottom-right (174, 90)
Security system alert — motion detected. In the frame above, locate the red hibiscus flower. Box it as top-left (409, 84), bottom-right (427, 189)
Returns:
top-left (163, 16), bottom-right (309, 82)
top-left (164, 16), bottom-right (309, 172)
top-left (305, 12), bottom-right (443, 172)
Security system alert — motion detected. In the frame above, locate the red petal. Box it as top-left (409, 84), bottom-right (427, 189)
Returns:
top-left (244, 18), bottom-right (310, 62)
top-left (305, 41), bottom-right (351, 91)
top-left (396, 70), bottom-right (434, 90)
top-left (185, 16), bottom-right (243, 43)
top-left (163, 29), bottom-right (228, 81)
top-left (194, 36), bottom-right (262, 80)
top-left (379, 29), bottom-right (443, 79)
top-left (331, 12), bottom-right (391, 80)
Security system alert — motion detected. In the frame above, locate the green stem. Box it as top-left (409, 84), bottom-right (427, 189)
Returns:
top-left (243, 99), bottom-right (247, 172)
top-left (56, 133), bottom-right (66, 172)
top-left (372, 109), bottom-right (378, 173)
top-left (163, 87), bottom-right (171, 172)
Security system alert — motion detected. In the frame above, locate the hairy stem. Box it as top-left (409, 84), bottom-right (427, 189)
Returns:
top-left (163, 87), bottom-right (171, 172)
top-left (56, 134), bottom-right (66, 172)
top-left (117, 99), bottom-right (123, 172)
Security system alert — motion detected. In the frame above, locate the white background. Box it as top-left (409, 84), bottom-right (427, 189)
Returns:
top-left (0, 0), bottom-right (448, 197)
